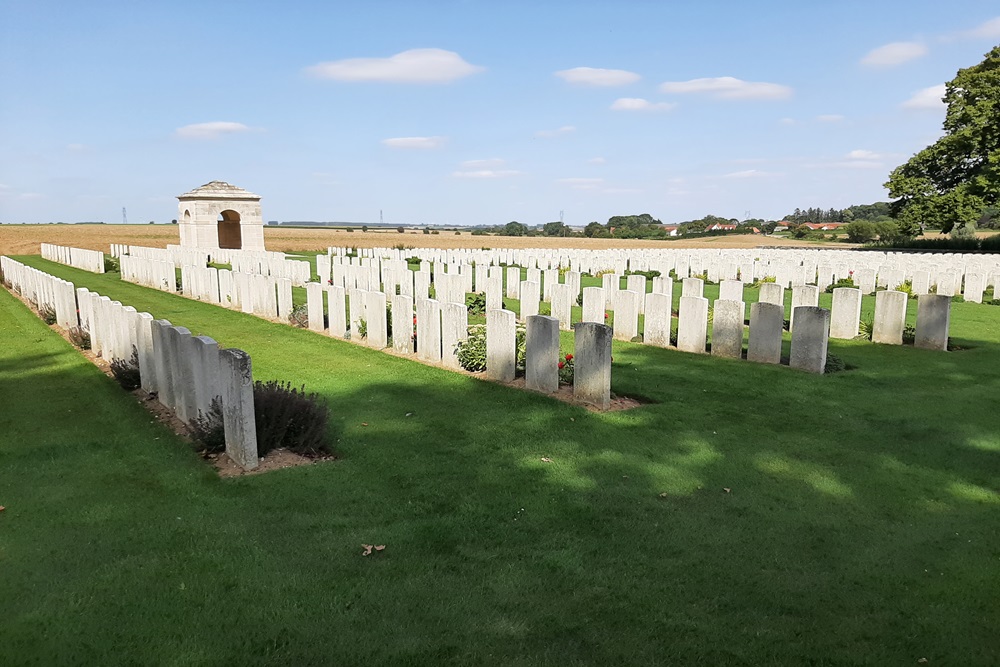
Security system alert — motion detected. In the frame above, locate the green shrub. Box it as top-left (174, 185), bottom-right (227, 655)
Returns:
top-left (189, 397), bottom-right (225, 454)
top-left (38, 304), bottom-right (57, 325)
top-left (952, 294), bottom-right (966, 303)
top-left (824, 354), bottom-right (847, 373)
top-left (857, 315), bottom-right (874, 341)
top-left (625, 269), bottom-right (661, 280)
top-left (466, 292), bottom-right (487, 315)
top-left (751, 276), bottom-right (776, 289)
top-left (104, 256), bottom-right (120, 273)
top-left (979, 234), bottom-right (1000, 252)
top-left (894, 279), bottom-right (915, 299)
top-left (456, 324), bottom-right (526, 373)
top-left (252, 380), bottom-right (331, 457)
top-left (357, 318), bottom-right (368, 339)
top-left (902, 324), bottom-right (916, 345)
top-left (68, 326), bottom-right (91, 350)
top-left (825, 277), bottom-right (856, 293)
top-left (110, 347), bottom-right (141, 391)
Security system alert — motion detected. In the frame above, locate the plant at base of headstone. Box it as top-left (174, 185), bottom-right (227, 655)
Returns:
top-left (38, 304), bottom-right (57, 325)
top-left (857, 315), bottom-right (875, 341)
top-left (252, 380), bottom-right (332, 457)
top-left (902, 324), bottom-right (917, 345)
top-left (750, 276), bottom-right (776, 289)
top-left (104, 256), bottom-right (120, 273)
top-left (110, 347), bottom-right (141, 391)
top-left (894, 280), bottom-right (915, 299)
top-left (288, 304), bottom-right (309, 328)
top-left (67, 326), bottom-right (91, 350)
top-left (824, 354), bottom-right (847, 373)
top-left (189, 397), bottom-right (225, 454)
top-left (951, 294), bottom-right (965, 303)
top-left (825, 277), bottom-right (856, 293)
top-left (456, 323), bottom-right (527, 373)
top-left (357, 318), bottom-right (367, 339)
top-left (465, 292), bottom-right (486, 315)
top-left (558, 353), bottom-right (574, 385)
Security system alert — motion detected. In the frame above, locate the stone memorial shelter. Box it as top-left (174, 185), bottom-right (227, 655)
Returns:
top-left (177, 181), bottom-right (266, 251)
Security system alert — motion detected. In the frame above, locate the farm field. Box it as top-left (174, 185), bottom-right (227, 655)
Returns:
top-left (1, 254), bottom-right (999, 665)
top-left (0, 223), bottom-right (834, 256)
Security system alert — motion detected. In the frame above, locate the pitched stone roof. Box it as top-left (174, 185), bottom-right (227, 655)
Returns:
top-left (177, 180), bottom-right (260, 200)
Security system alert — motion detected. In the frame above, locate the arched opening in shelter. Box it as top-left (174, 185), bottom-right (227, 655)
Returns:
top-left (217, 210), bottom-right (242, 249)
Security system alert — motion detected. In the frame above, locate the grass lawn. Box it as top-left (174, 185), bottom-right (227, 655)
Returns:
top-left (2, 256), bottom-right (999, 665)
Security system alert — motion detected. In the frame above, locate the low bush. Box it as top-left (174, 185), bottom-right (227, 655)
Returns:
top-left (466, 292), bottom-right (487, 315)
top-left (252, 380), bottom-right (331, 456)
top-left (824, 354), bottom-right (847, 373)
top-left (110, 347), bottom-right (141, 391)
top-left (750, 276), bottom-right (776, 289)
top-left (356, 318), bottom-right (368, 339)
top-left (67, 326), bottom-right (91, 350)
top-left (825, 277), bottom-right (856, 293)
top-left (38, 304), bottom-right (57, 325)
top-left (893, 279), bottom-right (915, 299)
top-left (952, 294), bottom-right (966, 303)
top-left (457, 323), bottom-right (526, 373)
top-left (189, 397), bottom-right (225, 454)
top-left (902, 324), bottom-right (917, 345)
top-left (104, 256), bottom-right (120, 273)
top-left (625, 269), bottom-right (661, 280)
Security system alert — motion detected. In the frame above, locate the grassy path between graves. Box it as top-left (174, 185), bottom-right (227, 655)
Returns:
top-left (2, 256), bottom-right (1000, 665)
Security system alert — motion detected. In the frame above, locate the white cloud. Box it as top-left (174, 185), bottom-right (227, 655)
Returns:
top-left (779, 117), bottom-right (796, 125)
top-left (174, 122), bottom-right (253, 140)
top-left (958, 17), bottom-right (1000, 39)
top-left (452, 169), bottom-right (520, 179)
top-left (902, 84), bottom-right (946, 109)
top-left (381, 136), bottom-right (446, 149)
top-left (610, 97), bottom-right (676, 112)
top-left (833, 160), bottom-right (883, 170)
top-left (18, 192), bottom-right (43, 200)
top-left (723, 169), bottom-right (767, 178)
top-left (554, 67), bottom-right (640, 86)
top-left (861, 41), bottom-right (927, 67)
top-left (460, 158), bottom-right (505, 168)
top-left (535, 125), bottom-right (576, 138)
top-left (305, 48), bottom-right (483, 83)
top-left (847, 149), bottom-right (882, 160)
top-left (817, 114), bottom-right (845, 122)
top-left (587, 157), bottom-right (606, 164)
top-left (659, 76), bottom-right (792, 100)
top-left (557, 177), bottom-right (604, 190)
top-left (601, 187), bottom-right (643, 195)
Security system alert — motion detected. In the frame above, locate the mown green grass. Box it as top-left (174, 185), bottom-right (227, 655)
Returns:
top-left (2, 256), bottom-right (999, 665)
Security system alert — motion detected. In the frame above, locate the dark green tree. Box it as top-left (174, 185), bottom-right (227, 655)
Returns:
top-left (502, 221), bottom-right (527, 236)
top-left (583, 221), bottom-right (607, 238)
top-left (886, 46), bottom-right (1000, 234)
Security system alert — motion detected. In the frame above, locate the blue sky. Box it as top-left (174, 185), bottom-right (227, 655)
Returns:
top-left (1, 1), bottom-right (998, 226)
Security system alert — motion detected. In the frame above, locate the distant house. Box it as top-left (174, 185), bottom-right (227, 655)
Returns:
top-left (661, 224), bottom-right (681, 236)
top-left (799, 222), bottom-right (845, 231)
top-left (707, 223), bottom-right (738, 231)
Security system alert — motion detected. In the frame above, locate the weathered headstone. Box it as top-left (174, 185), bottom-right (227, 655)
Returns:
top-left (365, 291), bottom-right (388, 349)
top-left (581, 286), bottom-right (604, 323)
top-left (747, 302), bottom-right (783, 364)
top-left (306, 282), bottom-right (325, 332)
top-left (520, 280), bottom-right (540, 320)
top-left (676, 295), bottom-right (708, 353)
top-left (873, 290), bottom-right (907, 345)
top-left (219, 348), bottom-right (258, 471)
top-left (790, 284), bottom-right (819, 332)
top-left (525, 315), bottom-right (560, 393)
top-left (440, 301), bottom-right (468, 369)
top-left (486, 309), bottom-right (517, 382)
top-left (391, 294), bottom-right (414, 354)
top-left (682, 277), bottom-right (704, 298)
top-left (573, 322), bottom-right (612, 410)
top-left (789, 307), bottom-right (830, 374)
top-left (914, 294), bottom-right (951, 351)
top-left (711, 299), bottom-right (744, 359)
top-left (758, 282), bottom-right (784, 307)
top-left (830, 287), bottom-right (862, 339)
top-left (416, 298), bottom-right (442, 362)
top-left (613, 290), bottom-right (641, 341)
top-left (643, 292), bottom-right (672, 348)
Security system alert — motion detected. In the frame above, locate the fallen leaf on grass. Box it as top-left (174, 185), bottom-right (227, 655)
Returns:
top-left (361, 544), bottom-right (386, 556)
top-left (361, 422), bottom-right (369, 427)
top-left (374, 545), bottom-right (385, 552)
top-left (917, 660), bottom-right (928, 664)
top-left (0, 506), bottom-right (5, 511)
top-left (541, 457), bottom-right (553, 463)
top-left (658, 492), bottom-right (668, 498)
top-left (723, 488), bottom-right (731, 493)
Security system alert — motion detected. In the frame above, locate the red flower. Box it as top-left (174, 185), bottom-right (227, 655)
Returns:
top-left (412, 316), bottom-right (417, 324)
top-left (565, 354), bottom-right (573, 361)
top-left (604, 312), bottom-right (609, 319)
top-left (558, 362), bottom-right (565, 369)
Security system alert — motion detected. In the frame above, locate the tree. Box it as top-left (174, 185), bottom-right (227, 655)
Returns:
top-left (397, 226), bottom-right (405, 233)
top-left (542, 221), bottom-right (570, 237)
top-left (362, 225), bottom-right (369, 232)
top-left (844, 220), bottom-right (877, 243)
top-left (583, 221), bottom-right (607, 238)
top-left (886, 46), bottom-right (1000, 234)
top-left (502, 221), bottom-right (527, 236)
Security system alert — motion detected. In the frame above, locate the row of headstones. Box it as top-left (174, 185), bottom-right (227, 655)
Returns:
top-left (41, 243), bottom-right (105, 274)
top-left (116, 244), bottom-right (311, 286)
top-left (329, 245), bottom-right (1000, 295)
top-left (1, 257), bottom-right (260, 470)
